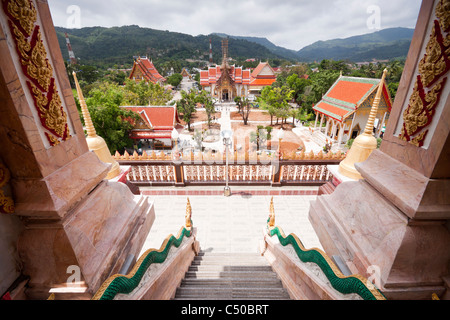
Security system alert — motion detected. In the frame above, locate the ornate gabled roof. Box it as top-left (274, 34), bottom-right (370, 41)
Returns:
top-left (249, 62), bottom-right (277, 87)
top-left (129, 57), bottom-right (166, 84)
top-left (216, 65), bottom-right (235, 88)
top-left (313, 76), bottom-right (392, 122)
top-left (121, 106), bottom-right (180, 131)
top-left (200, 64), bottom-right (251, 86)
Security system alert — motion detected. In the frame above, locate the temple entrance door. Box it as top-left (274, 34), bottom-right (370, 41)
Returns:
top-left (222, 89), bottom-right (229, 101)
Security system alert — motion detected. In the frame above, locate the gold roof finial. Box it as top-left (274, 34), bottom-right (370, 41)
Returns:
top-left (268, 197), bottom-right (275, 228)
top-left (72, 71), bottom-right (120, 179)
top-left (73, 71), bottom-right (96, 138)
top-left (185, 197), bottom-right (192, 228)
top-left (338, 69), bottom-right (388, 180)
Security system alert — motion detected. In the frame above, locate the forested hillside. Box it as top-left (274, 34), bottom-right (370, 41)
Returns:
top-left (296, 28), bottom-right (414, 62)
top-left (55, 25), bottom-right (286, 71)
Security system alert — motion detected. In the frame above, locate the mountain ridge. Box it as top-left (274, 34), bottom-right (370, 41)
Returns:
top-left (296, 27), bottom-right (414, 62)
top-left (55, 25), bottom-right (414, 70)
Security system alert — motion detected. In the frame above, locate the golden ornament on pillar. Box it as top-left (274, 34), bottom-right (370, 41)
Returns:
top-left (338, 69), bottom-right (387, 180)
top-left (73, 72), bottom-right (120, 179)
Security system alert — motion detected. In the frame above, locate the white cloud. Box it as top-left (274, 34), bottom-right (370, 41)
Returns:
top-left (48, 0), bottom-right (422, 50)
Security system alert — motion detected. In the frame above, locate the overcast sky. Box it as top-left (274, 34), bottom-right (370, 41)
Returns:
top-left (48, 0), bottom-right (422, 51)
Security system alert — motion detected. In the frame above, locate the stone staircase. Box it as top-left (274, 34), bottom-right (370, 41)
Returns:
top-left (173, 251), bottom-right (291, 300)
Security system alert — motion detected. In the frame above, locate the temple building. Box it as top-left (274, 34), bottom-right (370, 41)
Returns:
top-left (1, 0), bottom-right (449, 303)
top-left (199, 39), bottom-right (276, 101)
top-left (311, 74), bottom-right (392, 149)
top-left (248, 62), bottom-right (277, 96)
top-left (129, 56), bottom-right (166, 85)
top-left (181, 68), bottom-right (192, 80)
top-left (121, 106), bottom-right (182, 149)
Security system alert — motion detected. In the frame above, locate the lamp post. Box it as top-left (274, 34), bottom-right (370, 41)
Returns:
top-left (171, 128), bottom-right (180, 160)
top-left (277, 128), bottom-right (285, 159)
top-left (221, 129), bottom-right (233, 197)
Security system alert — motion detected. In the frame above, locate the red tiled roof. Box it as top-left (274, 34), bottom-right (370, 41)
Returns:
top-left (251, 62), bottom-right (275, 78)
top-left (327, 80), bottom-right (375, 105)
top-left (250, 78), bottom-right (277, 86)
top-left (313, 76), bottom-right (392, 122)
top-left (122, 106), bottom-right (179, 130)
top-left (200, 65), bottom-right (251, 86)
top-left (129, 57), bottom-right (166, 84)
top-left (313, 101), bottom-right (352, 122)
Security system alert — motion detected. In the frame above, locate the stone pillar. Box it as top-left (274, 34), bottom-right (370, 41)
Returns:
top-left (337, 122), bottom-right (344, 148)
top-left (314, 112), bottom-right (318, 130)
top-left (309, 0), bottom-right (450, 300)
top-left (0, 0), bottom-right (154, 299)
top-left (319, 114), bottom-right (324, 132)
top-left (330, 121), bottom-right (337, 139)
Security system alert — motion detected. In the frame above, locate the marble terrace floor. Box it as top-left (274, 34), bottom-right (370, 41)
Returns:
top-left (138, 186), bottom-right (323, 257)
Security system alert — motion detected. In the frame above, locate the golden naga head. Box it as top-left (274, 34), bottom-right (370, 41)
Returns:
top-left (185, 197), bottom-right (192, 228)
top-left (268, 197), bottom-right (275, 228)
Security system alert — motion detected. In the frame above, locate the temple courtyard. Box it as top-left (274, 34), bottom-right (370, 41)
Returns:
top-left (139, 186), bottom-right (322, 256)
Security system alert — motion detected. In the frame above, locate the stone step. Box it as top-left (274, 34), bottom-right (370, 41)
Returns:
top-left (180, 279), bottom-right (284, 288)
top-left (184, 271), bottom-right (279, 279)
top-left (175, 287), bottom-right (290, 299)
top-left (188, 265), bottom-right (274, 272)
top-left (173, 251), bottom-right (291, 300)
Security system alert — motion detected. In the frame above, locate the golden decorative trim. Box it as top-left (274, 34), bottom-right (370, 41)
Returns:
top-left (399, 0), bottom-right (450, 147)
top-left (91, 225), bottom-right (190, 300)
top-left (6, 0), bottom-right (36, 36)
top-left (267, 224), bottom-right (386, 300)
top-left (268, 196), bottom-right (275, 227)
top-left (185, 197), bottom-right (192, 228)
top-left (3, 0), bottom-right (71, 146)
top-left (113, 150), bottom-right (346, 161)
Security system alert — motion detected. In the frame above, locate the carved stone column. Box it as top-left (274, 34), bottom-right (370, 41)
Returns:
top-left (309, 0), bottom-right (450, 300)
top-left (0, 0), bottom-right (154, 299)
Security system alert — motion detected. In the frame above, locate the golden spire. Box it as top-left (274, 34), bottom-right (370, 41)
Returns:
top-left (363, 69), bottom-right (387, 136)
top-left (73, 72), bottom-right (96, 138)
top-left (72, 71), bottom-right (120, 179)
top-left (338, 69), bottom-right (387, 180)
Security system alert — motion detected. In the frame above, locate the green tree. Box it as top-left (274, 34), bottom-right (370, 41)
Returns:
top-left (176, 90), bottom-right (198, 131)
top-left (122, 79), bottom-right (172, 105)
top-left (196, 90), bottom-right (216, 128)
top-left (286, 73), bottom-right (311, 105)
top-left (240, 97), bottom-right (252, 125)
top-left (234, 96), bottom-right (243, 113)
top-left (258, 86), bottom-right (293, 127)
top-left (167, 73), bottom-right (183, 88)
top-left (258, 87), bottom-right (277, 125)
top-left (308, 70), bottom-right (340, 105)
top-left (83, 82), bottom-right (139, 153)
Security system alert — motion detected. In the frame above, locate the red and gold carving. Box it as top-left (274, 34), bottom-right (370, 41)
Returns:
top-left (2, 0), bottom-right (71, 146)
top-left (399, 0), bottom-right (450, 147)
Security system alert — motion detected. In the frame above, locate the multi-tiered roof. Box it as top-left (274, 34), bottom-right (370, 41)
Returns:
top-left (129, 57), bottom-right (166, 84)
top-left (313, 76), bottom-right (392, 123)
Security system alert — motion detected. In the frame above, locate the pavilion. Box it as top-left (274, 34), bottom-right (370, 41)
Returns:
top-left (311, 74), bottom-right (392, 149)
top-left (129, 56), bottom-right (166, 85)
top-left (121, 106), bottom-right (182, 149)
